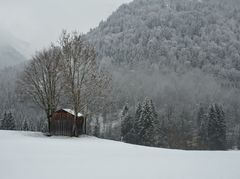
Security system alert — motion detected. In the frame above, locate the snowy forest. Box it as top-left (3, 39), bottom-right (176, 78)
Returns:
top-left (1, 0), bottom-right (240, 150)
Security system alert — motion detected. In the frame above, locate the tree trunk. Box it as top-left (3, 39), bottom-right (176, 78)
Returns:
top-left (47, 115), bottom-right (52, 136)
top-left (84, 116), bottom-right (87, 134)
top-left (72, 115), bottom-right (78, 137)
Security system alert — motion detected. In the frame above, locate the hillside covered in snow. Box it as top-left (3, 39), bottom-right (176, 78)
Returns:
top-left (0, 130), bottom-right (240, 179)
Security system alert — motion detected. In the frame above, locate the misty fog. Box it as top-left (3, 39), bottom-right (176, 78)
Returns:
top-left (0, 0), bottom-right (132, 54)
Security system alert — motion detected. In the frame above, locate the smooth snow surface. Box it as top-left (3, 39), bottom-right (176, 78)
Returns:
top-left (0, 130), bottom-right (240, 179)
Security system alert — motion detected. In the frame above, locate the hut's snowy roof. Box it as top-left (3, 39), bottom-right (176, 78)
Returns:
top-left (62, 109), bottom-right (83, 117)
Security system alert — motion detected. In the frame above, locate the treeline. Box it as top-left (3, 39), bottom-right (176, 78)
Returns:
top-left (120, 98), bottom-right (231, 150)
top-left (0, 111), bottom-right (29, 131)
top-left (83, 66), bottom-right (240, 150)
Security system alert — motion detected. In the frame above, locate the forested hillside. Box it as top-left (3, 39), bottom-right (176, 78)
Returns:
top-left (86, 0), bottom-right (240, 149)
top-left (88, 0), bottom-right (240, 74)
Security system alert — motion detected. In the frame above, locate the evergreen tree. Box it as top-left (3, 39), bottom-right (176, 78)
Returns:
top-left (207, 104), bottom-right (226, 150)
top-left (135, 102), bottom-right (142, 122)
top-left (2, 112), bottom-right (15, 130)
top-left (126, 102), bottom-right (143, 144)
top-left (121, 104), bottom-right (134, 142)
top-left (22, 120), bottom-right (29, 131)
top-left (154, 116), bottom-right (168, 148)
top-left (1, 112), bottom-right (7, 129)
top-left (133, 102), bottom-right (143, 137)
top-left (197, 106), bottom-right (208, 149)
top-left (138, 97), bottom-right (158, 146)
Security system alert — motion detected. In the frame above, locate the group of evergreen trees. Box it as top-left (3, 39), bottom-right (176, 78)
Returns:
top-left (0, 111), bottom-right (29, 131)
top-left (121, 97), bottom-right (166, 147)
top-left (197, 104), bottom-right (226, 150)
top-left (121, 98), bottom-right (227, 150)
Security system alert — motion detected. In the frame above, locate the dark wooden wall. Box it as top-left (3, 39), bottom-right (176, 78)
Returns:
top-left (50, 110), bottom-right (84, 136)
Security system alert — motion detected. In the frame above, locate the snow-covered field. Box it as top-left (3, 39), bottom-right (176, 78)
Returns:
top-left (0, 130), bottom-right (240, 179)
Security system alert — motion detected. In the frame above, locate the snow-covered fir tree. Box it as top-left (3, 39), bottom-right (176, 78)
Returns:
top-left (207, 104), bottom-right (226, 150)
top-left (133, 102), bottom-right (143, 137)
top-left (138, 97), bottom-right (158, 146)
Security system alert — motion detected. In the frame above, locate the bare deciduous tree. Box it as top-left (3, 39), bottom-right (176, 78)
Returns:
top-left (59, 31), bottom-right (111, 136)
top-left (17, 45), bottom-right (62, 133)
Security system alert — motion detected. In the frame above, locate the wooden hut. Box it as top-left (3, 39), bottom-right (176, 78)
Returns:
top-left (50, 109), bottom-right (85, 136)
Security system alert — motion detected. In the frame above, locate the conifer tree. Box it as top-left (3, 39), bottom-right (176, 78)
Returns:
top-left (2, 112), bottom-right (15, 130)
top-left (121, 105), bottom-right (134, 142)
top-left (125, 102), bottom-right (142, 144)
top-left (207, 104), bottom-right (226, 150)
top-left (1, 112), bottom-right (7, 129)
top-left (135, 102), bottom-right (142, 122)
top-left (133, 102), bottom-right (143, 138)
top-left (138, 97), bottom-right (158, 146)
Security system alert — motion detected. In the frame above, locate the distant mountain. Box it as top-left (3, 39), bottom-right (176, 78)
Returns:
top-left (0, 45), bottom-right (27, 69)
top-left (0, 28), bottom-right (29, 69)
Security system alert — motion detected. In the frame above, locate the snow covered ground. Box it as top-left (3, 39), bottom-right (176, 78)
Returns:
top-left (0, 130), bottom-right (240, 179)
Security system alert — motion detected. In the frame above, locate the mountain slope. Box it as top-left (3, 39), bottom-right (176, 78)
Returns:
top-left (0, 45), bottom-right (26, 69)
top-left (0, 130), bottom-right (240, 179)
top-left (87, 0), bottom-right (240, 76)
top-left (0, 29), bottom-right (28, 69)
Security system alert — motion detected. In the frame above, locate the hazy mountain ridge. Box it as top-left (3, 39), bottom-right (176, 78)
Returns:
top-left (0, 28), bottom-right (29, 69)
top-left (0, 45), bottom-right (27, 69)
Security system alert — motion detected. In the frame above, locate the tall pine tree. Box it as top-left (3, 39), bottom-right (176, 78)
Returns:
top-left (138, 97), bottom-right (158, 146)
top-left (207, 104), bottom-right (226, 150)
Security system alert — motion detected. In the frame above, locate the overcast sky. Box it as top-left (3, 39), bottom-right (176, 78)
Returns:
top-left (0, 0), bottom-right (132, 52)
